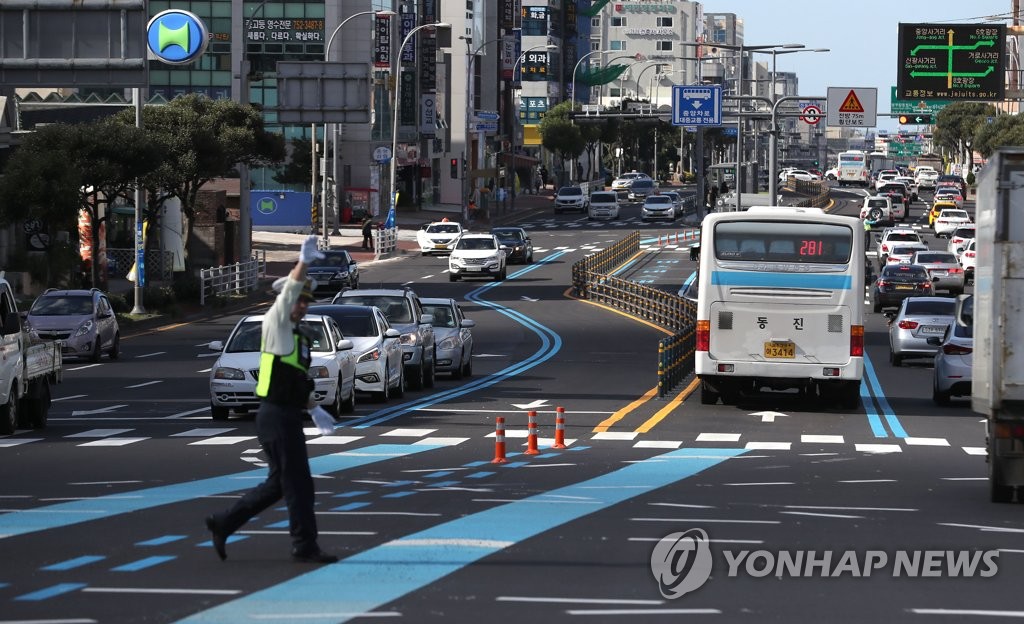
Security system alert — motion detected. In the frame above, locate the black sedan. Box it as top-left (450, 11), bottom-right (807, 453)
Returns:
top-left (307, 250), bottom-right (360, 294)
top-left (490, 227), bottom-right (534, 264)
top-left (872, 263), bottom-right (934, 313)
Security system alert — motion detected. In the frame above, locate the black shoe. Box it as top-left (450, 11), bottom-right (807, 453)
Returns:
top-left (291, 548), bottom-right (338, 564)
top-left (205, 515), bottom-right (228, 561)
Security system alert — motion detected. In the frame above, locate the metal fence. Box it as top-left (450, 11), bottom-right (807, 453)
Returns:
top-left (373, 227), bottom-right (399, 260)
top-left (571, 231), bottom-right (698, 397)
top-left (106, 248), bottom-right (175, 281)
top-left (199, 250), bottom-right (267, 305)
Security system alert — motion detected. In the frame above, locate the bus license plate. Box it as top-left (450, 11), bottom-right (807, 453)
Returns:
top-left (764, 342), bottom-right (795, 359)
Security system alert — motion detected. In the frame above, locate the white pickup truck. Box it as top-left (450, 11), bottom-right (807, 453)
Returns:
top-left (0, 274), bottom-right (62, 434)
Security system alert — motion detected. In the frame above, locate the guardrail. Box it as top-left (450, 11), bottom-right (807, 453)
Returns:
top-left (571, 231), bottom-right (698, 397)
top-left (199, 250), bottom-right (267, 305)
top-left (792, 180), bottom-right (830, 208)
top-left (373, 227), bottom-right (399, 260)
top-left (106, 249), bottom-right (176, 281)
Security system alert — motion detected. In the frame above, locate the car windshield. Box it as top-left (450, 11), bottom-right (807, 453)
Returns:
top-left (935, 189), bottom-right (960, 196)
top-left (891, 246), bottom-right (926, 255)
top-left (886, 233), bottom-right (920, 243)
top-left (426, 224), bottom-right (461, 234)
top-left (940, 210), bottom-right (969, 219)
top-left (332, 313), bottom-right (377, 338)
top-left (558, 187), bottom-right (582, 196)
top-left (632, 180), bottom-right (654, 189)
top-left (226, 320), bottom-right (330, 353)
top-left (421, 304), bottom-right (456, 328)
top-left (30, 295), bottom-right (92, 315)
top-left (915, 253), bottom-right (957, 264)
top-left (866, 199), bottom-right (888, 207)
top-left (456, 237), bottom-right (497, 251)
top-left (647, 196), bottom-right (671, 204)
top-left (307, 251), bottom-right (352, 268)
top-left (340, 296), bottom-right (413, 324)
top-left (905, 299), bottom-right (955, 315)
top-left (591, 193), bottom-right (616, 202)
top-left (493, 229), bottom-right (524, 242)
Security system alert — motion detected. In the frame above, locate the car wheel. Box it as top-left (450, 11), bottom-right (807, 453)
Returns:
top-left (700, 381), bottom-right (719, 405)
top-left (90, 339), bottom-right (102, 363)
top-left (462, 351), bottom-right (473, 378)
top-left (889, 350), bottom-right (902, 367)
top-left (451, 349), bottom-right (464, 380)
top-left (325, 377), bottom-right (345, 417)
top-left (0, 385), bottom-right (18, 434)
top-left (407, 362), bottom-right (424, 391)
top-left (449, 273), bottom-right (459, 282)
top-left (932, 378), bottom-right (951, 406)
top-left (340, 374), bottom-right (357, 413)
top-left (393, 365), bottom-right (405, 398)
top-left (108, 332), bottom-right (120, 360)
top-left (210, 402), bottom-right (229, 421)
top-left (527, 251), bottom-right (534, 264)
top-left (868, 208), bottom-right (883, 222)
top-left (424, 351), bottom-right (436, 389)
top-left (375, 367), bottom-right (391, 403)
top-left (873, 299), bottom-right (882, 314)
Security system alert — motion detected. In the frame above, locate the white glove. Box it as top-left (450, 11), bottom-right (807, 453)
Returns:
top-left (300, 235), bottom-right (325, 265)
top-left (309, 406), bottom-right (335, 436)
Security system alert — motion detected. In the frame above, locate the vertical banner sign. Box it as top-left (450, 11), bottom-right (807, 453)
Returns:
top-left (420, 33), bottom-right (437, 91)
top-left (374, 15), bottom-right (391, 68)
top-left (500, 0), bottom-right (515, 30)
top-left (421, 0), bottom-right (436, 23)
top-left (513, 28), bottom-right (522, 86)
top-left (420, 93), bottom-right (436, 136)
top-left (400, 70), bottom-right (416, 125)
top-left (400, 10), bottom-right (415, 64)
top-left (501, 35), bottom-right (516, 80)
top-left (135, 219), bottom-right (146, 288)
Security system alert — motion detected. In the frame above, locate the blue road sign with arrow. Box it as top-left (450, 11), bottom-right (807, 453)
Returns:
top-left (672, 85), bottom-right (722, 126)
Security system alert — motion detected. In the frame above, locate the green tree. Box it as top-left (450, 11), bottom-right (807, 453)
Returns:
top-left (0, 120), bottom-right (160, 287)
top-left (112, 94), bottom-right (285, 271)
top-left (539, 100), bottom-right (585, 186)
top-left (273, 137), bottom-right (314, 186)
top-left (973, 114), bottom-right (1024, 158)
top-left (933, 102), bottom-right (997, 170)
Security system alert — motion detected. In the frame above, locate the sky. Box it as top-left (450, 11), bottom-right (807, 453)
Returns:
top-left (701, 0), bottom-right (1017, 130)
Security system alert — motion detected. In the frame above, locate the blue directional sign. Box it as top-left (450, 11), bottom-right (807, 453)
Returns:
top-left (672, 85), bottom-right (722, 126)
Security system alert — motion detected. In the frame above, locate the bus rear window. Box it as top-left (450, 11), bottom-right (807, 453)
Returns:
top-left (713, 221), bottom-right (853, 264)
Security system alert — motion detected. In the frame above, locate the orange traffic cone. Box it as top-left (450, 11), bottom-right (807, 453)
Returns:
top-left (491, 416), bottom-right (508, 464)
top-left (552, 406), bottom-right (567, 449)
top-left (525, 410), bottom-right (540, 455)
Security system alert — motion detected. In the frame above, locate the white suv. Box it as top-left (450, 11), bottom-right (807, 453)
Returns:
top-left (588, 191), bottom-right (620, 220)
top-left (554, 186), bottom-right (588, 213)
top-left (876, 228), bottom-right (924, 265)
top-left (449, 233), bottom-right (507, 281)
top-left (860, 196), bottom-right (892, 226)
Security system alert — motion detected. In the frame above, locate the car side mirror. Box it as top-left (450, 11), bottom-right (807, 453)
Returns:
top-left (460, 319), bottom-right (476, 328)
top-left (1, 312), bottom-right (19, 336)
top-left (384, 328), bottom-right (401, 339)
top-left (337, 338), bottom-right (353, 351)
top-left (883, 311), bottom-right (897, 321)
top-left (208, 340), bottom-right (224, 351)
top-left (420, 313), bottom-right (434, 326)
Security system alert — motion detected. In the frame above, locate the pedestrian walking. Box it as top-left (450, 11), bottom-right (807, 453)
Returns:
top-left (204, 235), bottom-right (338, 564)
top-left (361, 216), bottom-right (374, 250)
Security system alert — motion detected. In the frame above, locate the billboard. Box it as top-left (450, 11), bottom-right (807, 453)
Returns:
top-left (896, 23), bottom-right (1005, 101)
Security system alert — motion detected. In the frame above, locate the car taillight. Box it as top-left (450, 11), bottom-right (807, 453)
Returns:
top-left (921, 282), bottom-right (933, 289)
top-left (943, 343), bottom-right (973, 355)
top-left (850, 325), bottom-right (864, 357)
top-left (697, 320), bottom-right (710, 352)
top-left (881, 244), bottom-right (889, 252)
top-left (948, 267), bottom-right (963, 274)
top-left (877, 279), bottom-right (889, 287)
top-left (965, 251), bottom-right (976, 258)
top-left (898, 320), bottom-right (919, 329)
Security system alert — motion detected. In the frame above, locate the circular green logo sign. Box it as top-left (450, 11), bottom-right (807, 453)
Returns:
top-left (147, 10), bottom-right (209, 65)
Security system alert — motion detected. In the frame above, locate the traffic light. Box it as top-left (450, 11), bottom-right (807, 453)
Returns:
top-left (898, 114), bottom-right (932, 125)
top-left (450, 158), bottom-right (458, 179)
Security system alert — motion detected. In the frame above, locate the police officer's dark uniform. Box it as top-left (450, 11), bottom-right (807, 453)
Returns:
top-left (205, 238), bottom-right (336, 564)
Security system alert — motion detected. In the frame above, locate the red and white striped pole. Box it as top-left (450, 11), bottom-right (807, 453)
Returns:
top-left (491, 416), bottom-right (508, 464)
top-left (525, 410), bottom-right (540, 455)
top-left (552, 406), bottom-right (567, 449)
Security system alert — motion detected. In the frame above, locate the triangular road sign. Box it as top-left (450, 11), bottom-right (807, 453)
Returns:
top-left (839, 90), bottom-right (864, 113)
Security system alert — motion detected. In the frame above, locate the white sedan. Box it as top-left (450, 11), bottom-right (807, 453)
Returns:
top-left (308, 304), bottom-right (405, 401)
top-left (208, 314), bottom-right (357, 420)
top-left (416, 220), bottom-right (463, 255)
top-left (933, 209), bottom-right (972, 238)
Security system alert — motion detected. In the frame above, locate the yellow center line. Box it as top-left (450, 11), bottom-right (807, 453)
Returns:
top-left (634, 377), bottom-right (700, 434)
top-left (593, 386), bottom-right (659, 433)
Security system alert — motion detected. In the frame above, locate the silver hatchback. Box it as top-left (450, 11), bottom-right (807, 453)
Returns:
top-left (888, 297), bottom-right (956, 366)
top-left (911, 250), bottom-right (966, 295)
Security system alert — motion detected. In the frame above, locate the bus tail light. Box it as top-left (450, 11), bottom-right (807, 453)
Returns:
top-left (697, 320), bottom-right (710, 352)
top-left (823, 368), bottom-right (840, 377)
top-left (850, 325), bottom-right (864, 357)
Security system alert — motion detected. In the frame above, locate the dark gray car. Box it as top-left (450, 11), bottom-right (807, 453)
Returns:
top-left (911, 250), bottom-right (966, 295)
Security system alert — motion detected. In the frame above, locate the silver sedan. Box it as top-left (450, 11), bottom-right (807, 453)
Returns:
top-left (911, 250), bottom-right (966, 295)
top-left (420, 297), bottom-right (475, 379)
top-left (888, 297), bottom-right (956, 367)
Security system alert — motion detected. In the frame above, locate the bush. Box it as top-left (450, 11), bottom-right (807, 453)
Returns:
top-left (966, 171), bottom-right (976, 186)
top-left (171, 273), bottom-right (202, 303)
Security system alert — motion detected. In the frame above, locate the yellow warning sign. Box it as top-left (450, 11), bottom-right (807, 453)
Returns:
top-left (839, 90), bottom-right (865, 113)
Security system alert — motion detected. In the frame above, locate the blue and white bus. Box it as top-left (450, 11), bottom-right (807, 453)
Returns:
top-left (695, 207), bottom-right (864, 408)
top-left (836, 149), bottom-right (870, 187)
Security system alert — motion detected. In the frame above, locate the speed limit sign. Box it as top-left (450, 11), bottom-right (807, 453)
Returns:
top-left (800, 105), bottom-right (822, 125)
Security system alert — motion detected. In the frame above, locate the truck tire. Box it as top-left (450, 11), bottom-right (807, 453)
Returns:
top-left (26, 379), bottom-right (49, 429)
top-left (0, 387), bottom-right (17, 435)
top-left (700, 381), bottom-right (719, 405)
top-left (990, 463), bottom-right (1014, 503)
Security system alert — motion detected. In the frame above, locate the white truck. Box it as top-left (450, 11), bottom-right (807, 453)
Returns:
top-left (972, 148), bottom-right (1024, 502)
top-left (0, 274), bottom-right (62, 435)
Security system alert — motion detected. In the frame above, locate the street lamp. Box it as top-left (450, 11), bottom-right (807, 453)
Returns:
top-left (321, 9), bottom-right (396, 246)
top-left (750, 47), bottom-right (829, 201)
top-left (510, 43), bottom-right (558, 210)
top-left (568, 49), bottom-right (611, 183)
top-left (459, 35), bottom-right (501, 222)
top-left (388, 22), bottom-right (451, 229)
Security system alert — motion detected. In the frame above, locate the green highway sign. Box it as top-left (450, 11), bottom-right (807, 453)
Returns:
top-left (890, 86), bottom-right (950, 115)
top-left (896, 23), bottom-right (1005, 101)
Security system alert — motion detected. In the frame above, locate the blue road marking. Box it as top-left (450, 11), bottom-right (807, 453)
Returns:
top-left (428, 481), bottom-right (460, 488)
top-left (334, 490), bottom-right (370, 498)
top-left (859, 377), bottom-right (887, 438)
top-left (381, 492), bottom-right (416, 499)
top-left (137, 535), bottom-right (187, 546)
top-left (862, 353), bottom-right (908, 438)
top-left (201, 535), bottom-right (249, 547)
top-left (42, 555), bottom-right (105, 571)
top-left (502, 461), bottom-right (529, 468)
top-left (175, 448), bottom-right (744, 624)
top-left (0, 444), bottom-right (443, 540)
top-left (465, 471), bottom-right (495, 479)
top-left (15, 583), bottom-right (86, 601)
top-left (112, 556), bottom-right (175, 572)
top-left (332, 502), bottom-right (370, 511)
top-left (423, 471), bottom-right (454, 479)
top-left (462, 461), bottom-right (490, 468)
top-left (382, 480), bottom-right (415, 488)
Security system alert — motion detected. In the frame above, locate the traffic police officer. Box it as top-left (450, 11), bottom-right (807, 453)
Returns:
top-left (205, 235), bottom-right (338, 564)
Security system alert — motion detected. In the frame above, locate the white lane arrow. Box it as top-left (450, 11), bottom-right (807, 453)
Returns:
top-left (520, 296), bottom-right (539, 302)
top-left (750, 411), bottom-right (788, 423)
top-left (71, 404), bottom-right (128, 417)
top-left (511, 399), bottom-right (550, 410)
